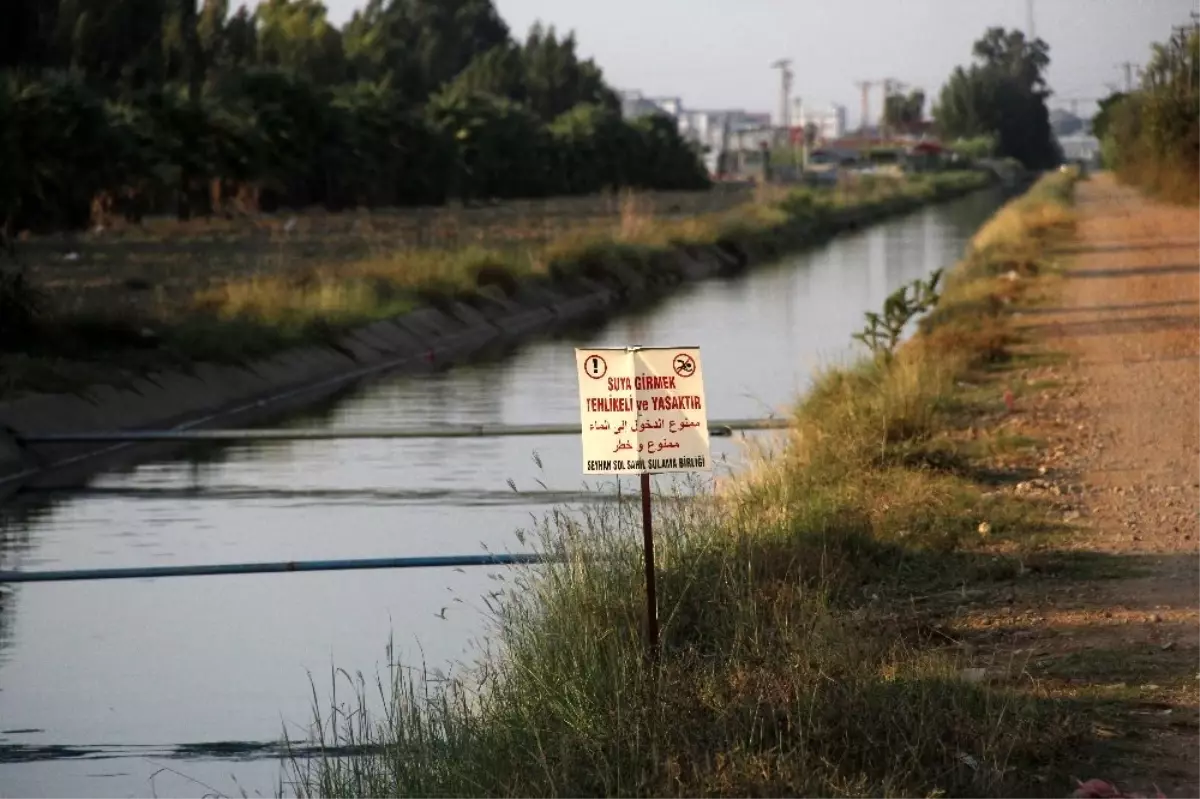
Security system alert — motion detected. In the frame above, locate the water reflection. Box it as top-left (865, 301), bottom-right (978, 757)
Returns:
top-left (0, 189), bottom-right (1009, 797)
top-left (0, 496), bottom-right (58, 672)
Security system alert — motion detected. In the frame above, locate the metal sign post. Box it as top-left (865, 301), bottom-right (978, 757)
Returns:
top-left (575, 346), bottom-right (712, 661)
top-left (639, 470), bottom-right (659, 660)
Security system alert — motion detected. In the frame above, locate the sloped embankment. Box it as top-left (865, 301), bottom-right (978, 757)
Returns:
top-left (289, 173), bottom-right (1091, 797)
top-left (0, 172), bottom-right (993, 486)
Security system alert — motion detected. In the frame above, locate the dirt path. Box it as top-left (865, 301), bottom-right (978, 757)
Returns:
top-left (1008, 174), bottom-right (1199, 795)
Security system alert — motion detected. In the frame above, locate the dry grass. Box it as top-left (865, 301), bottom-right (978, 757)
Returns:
top-left (1115, 157), bottom-right (1200, 206)
top-left (17, 188), bottom-right (751, 321)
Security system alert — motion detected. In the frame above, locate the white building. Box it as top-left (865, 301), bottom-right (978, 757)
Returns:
top-left (619, 89), bottom-right (777, 173)
top-left (619, 90), bottom-right (772, 153)
top-left (620, 91), bottom-right (683, 121)
top-left (681, 110), bottom-right (772, 151)
top-left (1058, 133), bottom-right (1102, 167)
top-left (791, 99), bottom-right (848, 143)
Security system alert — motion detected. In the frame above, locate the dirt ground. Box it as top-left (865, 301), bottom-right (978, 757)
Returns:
top-left (974, 174), bottom-right (1198, 796)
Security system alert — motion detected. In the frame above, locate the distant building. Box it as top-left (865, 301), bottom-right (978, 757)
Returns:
top-left (1049, 108), bottom-right (1086, 138)
top-left (1058, 133), bottom-right (1101, 167)
top-left (690, 111), bottom-right (776, 156)
top-left (619, 90), bottom-right (773, 152)
top-left (791, 100), bottom-right (848, 143)
top-left (619, 89), bottom-right (800, 179)
top-left (620, 91), bottom-right (683, 121)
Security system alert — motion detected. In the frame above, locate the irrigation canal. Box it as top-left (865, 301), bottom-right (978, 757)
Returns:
top-left (0, 187), bottom-right (1010, 798)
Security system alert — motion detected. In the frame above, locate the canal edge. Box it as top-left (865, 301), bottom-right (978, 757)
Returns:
top-left (0, 177), bottom-right (1007, 493)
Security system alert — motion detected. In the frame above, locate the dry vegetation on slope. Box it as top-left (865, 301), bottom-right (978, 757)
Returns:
top-left (2, 172), bottom-right (988, 399)
top-left (285, 172), bottom-right (1174, 799)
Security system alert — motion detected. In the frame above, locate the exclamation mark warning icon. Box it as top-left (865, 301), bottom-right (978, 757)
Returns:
top-left (585, 354), bottom-right (607, 379)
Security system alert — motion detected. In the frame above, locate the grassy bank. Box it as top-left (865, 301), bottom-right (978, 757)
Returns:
top-left (1, 171), bottom-right (991, 399)
top-left (288, 171), bottom-right (1082, 797)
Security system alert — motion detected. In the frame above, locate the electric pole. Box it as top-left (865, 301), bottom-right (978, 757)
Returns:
top-left (793, 95), bottom-right (805, 169)
top-left (1118, 61), bottom-right (1138, 92)
top-left (854, 80), bottom-right (875, 136)
top-left (1113, 59), bottom-right (1142, 91)
top-left (1026, 0), bottom-right (1036, 41)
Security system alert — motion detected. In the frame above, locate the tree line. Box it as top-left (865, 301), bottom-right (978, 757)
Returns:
top-left (0, 0), bottom-right (710, 235)
top-left (933, 27), bottom-right (1061, 170)
top-left (1092, 21), bottom-right (1199, 203)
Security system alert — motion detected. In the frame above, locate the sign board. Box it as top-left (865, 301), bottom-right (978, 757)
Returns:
top-left (574, 347), bottom-right (711, 475)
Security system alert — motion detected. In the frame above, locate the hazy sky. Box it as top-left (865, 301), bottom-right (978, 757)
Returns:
top-left (323, 0), bottom-right (1196, 123)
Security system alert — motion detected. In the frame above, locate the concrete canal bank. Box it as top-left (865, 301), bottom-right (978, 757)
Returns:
top-left (0, 174), bottom-right (998, 489)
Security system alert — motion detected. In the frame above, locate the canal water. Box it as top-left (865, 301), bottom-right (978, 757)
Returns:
top-left (0, 189), bottom-right (1007, 798)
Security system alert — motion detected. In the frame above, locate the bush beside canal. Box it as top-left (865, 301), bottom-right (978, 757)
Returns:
top-left (289, 169), bottom-right (1082, 798)
top-left (2, 171), bottom-right (992, 399)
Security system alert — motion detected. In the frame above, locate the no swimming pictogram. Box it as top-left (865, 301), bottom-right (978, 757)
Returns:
top-left (672, 352), bottom-right (696, 378)
top-left (584, 353), bottom-right (607, 379)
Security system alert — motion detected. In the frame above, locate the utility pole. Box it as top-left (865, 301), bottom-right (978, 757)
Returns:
top-left (793, 95), bottom-right (805, 169)
top-left (1118, 61), bottom-right (1138, 92)
top-left (1026, 0), bottom-right (1036, 41)
top-left (854, 80), bottom-right (875, 136)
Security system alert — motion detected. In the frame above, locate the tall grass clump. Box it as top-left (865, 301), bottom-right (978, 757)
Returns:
top-left (288, 171), bottom-right (1082, 798)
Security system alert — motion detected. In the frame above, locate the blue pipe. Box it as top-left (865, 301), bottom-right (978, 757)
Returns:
top-left (0, 553), bottom-right (552, 584)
